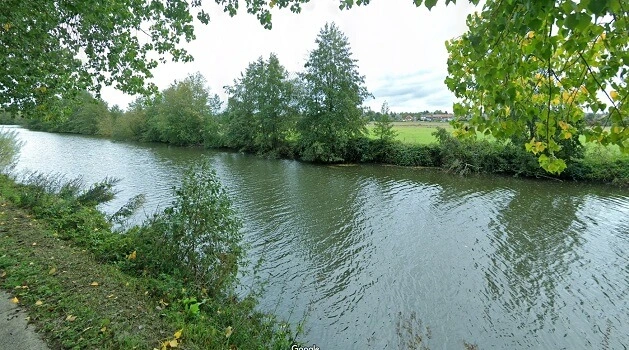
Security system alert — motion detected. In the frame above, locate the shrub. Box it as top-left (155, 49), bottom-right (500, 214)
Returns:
top-left (131, 161), bottom-right (244, 297)
top-left (0, 128), bottom-right (22, 173)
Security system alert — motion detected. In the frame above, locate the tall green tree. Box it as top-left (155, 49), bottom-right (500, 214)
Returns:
top-left (145, 72), bottom-right (222, 146)
top-left (299, 22), bottom-right (371, 162)
top-left (257, 54), bottom-right (298, 152)
top-left (225, 54), bottom-right (297, 153)
top-left (224, 60), bottom-right (262, 151)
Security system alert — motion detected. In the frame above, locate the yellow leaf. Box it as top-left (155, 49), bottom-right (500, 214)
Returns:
top-left (11, 297), bottom-right (19, 304)
top-left (564, 131), bottom-right (572, 139)
top-left (527, 31), bottom-right (535, 39)
top-left (66, 315), bottom-right (77, 322)
top-left (551, 96), bottom-right (560, 105)
top-left (100, 327), bottom-right (107, 333)
top-left (48, 267), bottom-right (56, 275)
top-left (174, 329), bottom-right (183, 339)
top-left (558, 121), bottom-right (569, 130)
top-left (32, 242), bottom-right (37, 246)
top-left (169, 339), bottom-right (178, 347)
top-left (35, 300), bottom-right (43, 306)
top-left (127, 250), bottom-right (137, 260)
top-left (610, 90), bottom-right (619, 101)
top-left (225, 326), bottom-right (233, 338)
top-left (0, 271), bottom-right (6, 278)
top-left (90, 282), bottom-right (99, 286)
top-left (2, 23), bottom-right (11, 31)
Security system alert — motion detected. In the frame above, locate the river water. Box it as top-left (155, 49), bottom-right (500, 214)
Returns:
top-left (7, 126), bottom-right (629, 349)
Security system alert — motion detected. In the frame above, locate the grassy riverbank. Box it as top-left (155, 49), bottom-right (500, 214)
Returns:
top-left (7, 114), bottom-right (629, 185)
top-left (0, 173), bottom-right (299, 349)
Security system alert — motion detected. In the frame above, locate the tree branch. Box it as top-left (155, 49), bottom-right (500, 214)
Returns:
top-left (578, 52), bottom-right (626, 127)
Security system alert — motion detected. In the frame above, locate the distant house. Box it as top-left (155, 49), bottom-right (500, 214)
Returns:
top-left (420, 113), bottom-right (454, 122)
top-left (402, 115), bottom-right (415, 122)
top-left (432, 113), bottom-right (454, 122)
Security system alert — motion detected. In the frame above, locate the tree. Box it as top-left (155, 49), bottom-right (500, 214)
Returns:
top-left (97, 105), bottom-right (125, 137)
top-left (257, 54), bottom-right (299, 152)
top-left (4, 0), bottom-right (627, 173)
top-left (445, 0), bottom-right (628, 173)
top-left (299, 22), bottom-right (371, 162)
top-left (23, 91), bottom-right (110, 135)
top-left (224, 60), bottom-right (262, 151)
top-left (146, 72), bottom-right (221, 146)
top-left (1, 0), bottom-right (193, 117)
top-left (373, 101), bottom-right (397, 143)
top-left (0, 0), bottom-right (341, 118)
top-left (225, 54), bottom-right (297, 153)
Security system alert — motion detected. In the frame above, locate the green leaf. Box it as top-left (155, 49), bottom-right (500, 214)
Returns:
top-left (587, 0), bottom-right (608, 16)
top-left (424, 0), bottom-right (438, 10)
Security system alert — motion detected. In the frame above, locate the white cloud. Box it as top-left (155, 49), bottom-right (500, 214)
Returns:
top-left (101, 0), bottom-right (479, 113)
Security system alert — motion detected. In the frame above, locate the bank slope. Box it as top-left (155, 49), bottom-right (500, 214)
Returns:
top-left (0, 175), bottom-right (299, 349)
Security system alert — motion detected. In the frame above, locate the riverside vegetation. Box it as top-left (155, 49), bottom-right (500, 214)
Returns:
top-left (5, 21), bottom-right (627, 185)
top-left (0, 129), bottom-right (301, 349)
top-left (2, 1), bottom-right (627, 348)
top-left (3, 1), bottom-right (627, 176)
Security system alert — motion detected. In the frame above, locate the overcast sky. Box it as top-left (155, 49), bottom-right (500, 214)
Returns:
top-left (101, 0), bottom-right (480, 113)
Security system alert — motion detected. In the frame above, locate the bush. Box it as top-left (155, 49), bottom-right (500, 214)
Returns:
top-left (565, 157), bottom-right (629, 185)
top-left (0, 128), bottom-right (22, 173)
top-left (131, 161), bottom-right (244, 297)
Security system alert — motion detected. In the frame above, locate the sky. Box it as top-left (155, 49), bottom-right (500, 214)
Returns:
top-left (100, 0), bottom-right (481, 113)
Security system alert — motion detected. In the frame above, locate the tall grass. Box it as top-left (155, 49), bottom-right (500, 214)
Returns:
top-left (0, 128), bottom-right (22, 173)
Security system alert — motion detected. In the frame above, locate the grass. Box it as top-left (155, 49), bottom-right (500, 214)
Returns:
top-left (0, 197), bottom-right (169, 349)
top-left (367, 122), bottom-right (627, 162)
top-left (367, 121), bottom-right (453, 144)
top-left (0, 175), bottom-right (300, 349)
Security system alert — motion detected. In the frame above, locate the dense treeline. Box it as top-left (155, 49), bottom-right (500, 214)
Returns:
top-left (7, 22), bottom-right (628, 185)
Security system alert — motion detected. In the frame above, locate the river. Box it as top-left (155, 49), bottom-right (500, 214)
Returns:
top-left (7, 126), bottom-right (629, 349)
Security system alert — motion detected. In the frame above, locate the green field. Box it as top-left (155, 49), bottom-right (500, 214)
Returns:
top-left (367, 121), bottom-right (452, 144)
top-left (367, 122), bottom-right (628, 161)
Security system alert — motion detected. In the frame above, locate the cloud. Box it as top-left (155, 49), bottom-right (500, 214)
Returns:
top-left (368, 69), bottom-right (453, 112)
top-left (100, 0), bottom-right (478, 113)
